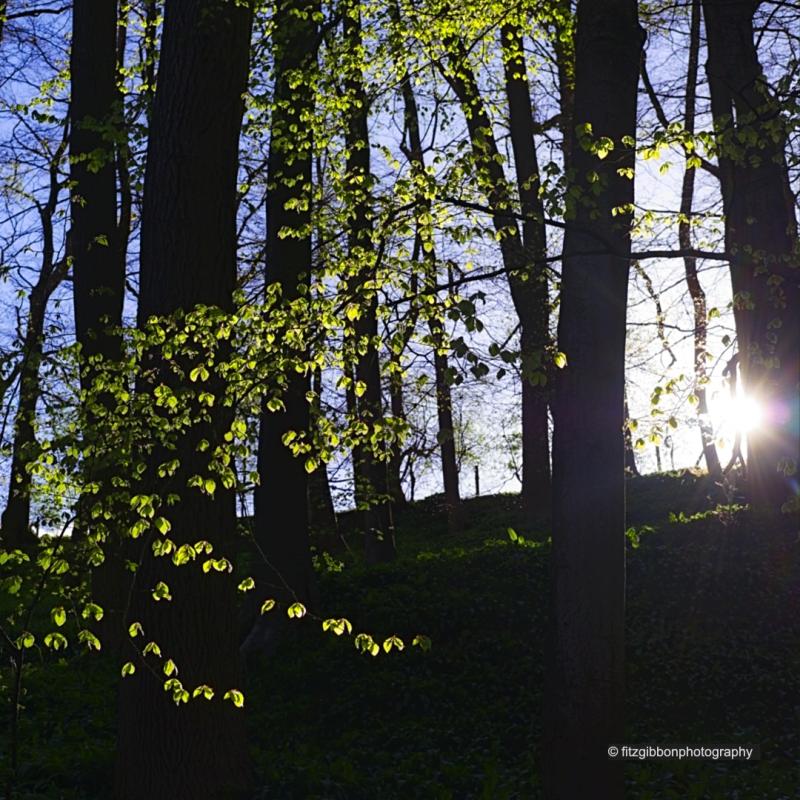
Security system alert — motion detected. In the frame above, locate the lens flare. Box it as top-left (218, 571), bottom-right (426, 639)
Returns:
top-left (714, 392), bottom-right (763, 434)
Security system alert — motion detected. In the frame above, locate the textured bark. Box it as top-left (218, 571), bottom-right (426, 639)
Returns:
top-left (344, 6), bottom-right (395, 563)
top-left (253, 0), bottom-right (318, 627)
top-left (115, 1), bottom-right (252, 797)
top-left (70, 0), bottom-right (124, 376)
top-left (544, 2), bottom-right (641, 798)
top-left (682, 0), bottom-right (722, 479)
top-left (703, 0), bottom-right (800, 509)
top-left (70, 0), bottom-right (128, 653)
top-left (444, 41), bottom-right (550, 521)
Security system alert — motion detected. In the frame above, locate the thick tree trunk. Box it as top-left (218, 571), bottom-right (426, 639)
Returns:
top-left (682, 0), bottom-right (722, 479)
top-left (252, 0), bottom-right (318, 637)
top-left (70, 0), bottom-right (129, 653)
top-left (344, 6), bottom-right (395, 563)
top-left (115, 1), bottom-right (252, 797)
top-left (71, 0), bottom-right (124, 379)
top-left (703, 0), bottom-right (800, 509)
top-left (544, 2), bottom-right (641, 798)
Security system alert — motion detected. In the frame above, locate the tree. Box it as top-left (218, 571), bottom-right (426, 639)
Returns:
top-left (248, 0), bottom-right (319, 652)
top-left (343, 3), bottom-right (396, 563)
top-left (544, 1), bottom-right (642, 797)
top-left (115, 1), bottom-right (253, 796)
top-left (442, 31), bottom-right (551, 521)
top-left (0, 132), bottom-right (68, 549)
top-left (703, 0), bottom-right (800, 510)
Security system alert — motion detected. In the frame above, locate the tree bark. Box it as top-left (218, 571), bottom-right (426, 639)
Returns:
top-left (544, 2), bottom-right (641, 798)
top-left (251, 0), bottom-right (318, 641)
top-left (70, 0), bottom-right (129, 654)
top-left (703, 0), bottom-right (800, 509)
top-left (502, 22), bottom-right (552, 519)
top-left (115, 1), bottom-right (252, 797)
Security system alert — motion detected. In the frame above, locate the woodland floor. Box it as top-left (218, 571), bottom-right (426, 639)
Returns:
top-left (2, 470), bottom-right (799, 799)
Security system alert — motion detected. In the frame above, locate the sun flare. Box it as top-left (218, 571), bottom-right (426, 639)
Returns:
top-left (713, 392), bottom-right (764, 435)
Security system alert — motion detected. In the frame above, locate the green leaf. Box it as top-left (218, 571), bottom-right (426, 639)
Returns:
top-left (223, 689), bottom-right (245, 708)
top-left (143, 640), bottom-right (162, 657)
top-left (152, 581), bottom-right (172, 602)
top-left (81, 603), bottom-right (104, 622)
top-left (260, 598), bottom-right (276, 614)
top-left (51, 606), bottom-right (67, 627)
top-left (287, 602), bottom-right (306, 619)
top-left (154, 516), bottom-right (171, 535)
top-left (163, 659), bottom-right (177, 676)
top-left (237, 576), bottom-right (255, 592)
top-left (412, 634), bottom-right (432, 652)
top-left (554, 352), bottom-right (567, 369)
top-left (129, 621), bottom-right (144, 638)
top-left (44, 632), bottom-right (68, 651)
top-left (121, 662), bottom-right (136, 677)
top-left (193, 684), bottom-right (214, 700)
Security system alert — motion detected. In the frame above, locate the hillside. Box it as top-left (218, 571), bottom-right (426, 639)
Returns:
top-left (3, 471), bottom-right (799, 799)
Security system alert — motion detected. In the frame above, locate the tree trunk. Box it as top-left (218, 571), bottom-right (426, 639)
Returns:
top-left (344, 5), bottom-right (395, 563)
top-left (502, 22), bottom-right (552, 519)
top-left (251, 0), bottom-right (318, 641)
top-left (443, 43), bottom-right (550, 522)
top-left (308, 371), bottom-right (339, 545)
top-left (544, 2), bottom-right (641, 798)
top-left (1, 146), bottom-right (66, 549)
top-left (70, 0), bottom-right (124, 382)
top-left (386, 354), bottom-right (408, 508)
top-left (393, 22), bottom-right (461, 532)
top-left (682, 0), bottom-right (722, 479)
top-left (703, 0), bottom-right (800, 509)
top-left (115, 1), bottom-right (252, 797)
top-left (70, 0), bottom-right (129, 653)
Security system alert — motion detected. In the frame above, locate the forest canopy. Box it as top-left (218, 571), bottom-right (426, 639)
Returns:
top-left (0, 0), bottom-right (798, 798)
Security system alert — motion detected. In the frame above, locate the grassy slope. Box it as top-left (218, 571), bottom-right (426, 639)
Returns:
top-left (2, 471), bottom-right (799, 799)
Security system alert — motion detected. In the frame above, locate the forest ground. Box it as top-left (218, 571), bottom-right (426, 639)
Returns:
top-left (2, 470), bottom-right (798, 799)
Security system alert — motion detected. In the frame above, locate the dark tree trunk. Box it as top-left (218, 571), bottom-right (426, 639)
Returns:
top-left (70, 0), bottom-right (129, 653)
top-left (544, 2), bottom-right (641, 798)
top-left (308, 370), bottom-right (339, 545)
top-left (682, 0), bottom-right (722, 479)
top-left (502, 22), bottom-right (552, 519)
top-left (443, 43), bottom-right (550, 522)
top-left (115, 1), bottom-right (252, 797)
top-left (252, 0), bottom-right (318, 628)
top-left (70, 0), bottom-right (124, 378)
top-left (344, 6), bottom-right (395, 563)
top-left (386, 356), bottom-right (408, 508)
top-left (703, 0), bottom-right (800, 509)
top-left (623, 398), bottom-right (639, 477)
top-left (1, 143), bottom-right (67, 549)
top-left (430, 323), bottom-right (462, 532)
